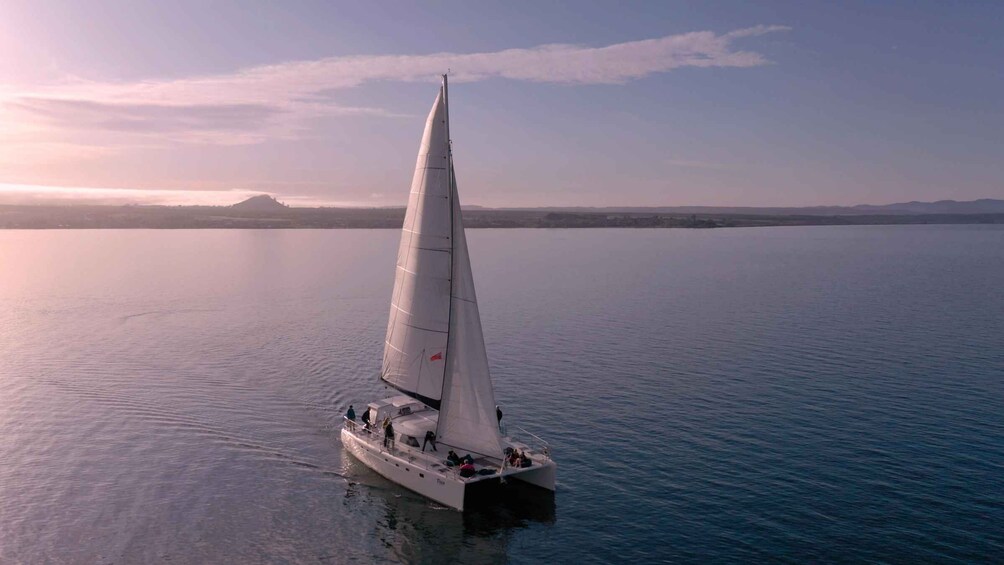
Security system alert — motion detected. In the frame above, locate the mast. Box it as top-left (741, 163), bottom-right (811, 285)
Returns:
top-left (443, 73), bottom-right (451, 152)
top-left (440, 73), bottom-right (455, 406)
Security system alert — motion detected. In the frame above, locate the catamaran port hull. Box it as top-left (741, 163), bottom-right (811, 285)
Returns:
top-left (342, 427), bottom-right (465, 510)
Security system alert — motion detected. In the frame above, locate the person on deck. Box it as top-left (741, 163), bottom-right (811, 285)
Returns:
top-left (459, 461), bottom-right (476, 478)
top-left (345, 405), bottom-right (356, 430)
top-left (383, 419), bottom-right (395, 449)
top-left (423, 430), bottom-right (438, 452)
top-left (361, 408), bottom-right (371, 430)
top-left (519, 450), bottom-right (532, 467)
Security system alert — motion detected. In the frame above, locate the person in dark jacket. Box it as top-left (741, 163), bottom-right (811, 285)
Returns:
top-left (345, 405), bottom-right (356, 430)
top-left (423, 430), bottom-right (438, 452)
top-left (383, 419), bottom-right (395, 449)
top-left (361, 408), bottom-right (371, 430)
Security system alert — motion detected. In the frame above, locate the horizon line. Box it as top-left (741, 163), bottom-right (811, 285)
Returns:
top-left (0, 184), bottom-right (1000, 211)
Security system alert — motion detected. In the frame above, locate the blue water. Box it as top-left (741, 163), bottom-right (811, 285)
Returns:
top-left (1, 226), bottom-right (1002, 563)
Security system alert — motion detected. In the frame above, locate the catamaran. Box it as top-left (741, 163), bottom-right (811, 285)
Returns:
top-left (341, 76), bottom-right (556, 511)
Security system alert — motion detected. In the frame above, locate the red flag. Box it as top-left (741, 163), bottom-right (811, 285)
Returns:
top-left (430, 352), bottom-right (443, 362)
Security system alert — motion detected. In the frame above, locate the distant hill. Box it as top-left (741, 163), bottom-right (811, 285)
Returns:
top-left (231, 194), bottom-right (289, 212)
top-left (845, 199), bottom-right (1004, 215)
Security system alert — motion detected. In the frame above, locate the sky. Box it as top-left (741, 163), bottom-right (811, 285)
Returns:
top-left (0, 0), bottom-right (1002, 208)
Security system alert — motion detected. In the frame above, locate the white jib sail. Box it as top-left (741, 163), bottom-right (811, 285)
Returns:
top-left (437, 166), bottom-right (504, 458)
top-left (381, 88), bottom-right (452, 404)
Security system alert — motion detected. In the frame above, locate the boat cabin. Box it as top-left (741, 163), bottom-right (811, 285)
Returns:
top-left (365, 395), bottom-right (438, 449)
top-left (366, 395), bottom-right (426, 423)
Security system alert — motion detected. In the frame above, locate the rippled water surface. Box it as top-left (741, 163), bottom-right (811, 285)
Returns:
top-left (1, 226), bottom-right (1003, 563)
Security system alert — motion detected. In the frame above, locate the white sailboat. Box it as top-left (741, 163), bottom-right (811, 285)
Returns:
top-left (341, 75), bottom-right (556, 511)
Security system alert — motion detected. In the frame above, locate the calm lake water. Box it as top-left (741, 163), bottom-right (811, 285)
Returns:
top-left (1, 226), bottom-right (1002, 563)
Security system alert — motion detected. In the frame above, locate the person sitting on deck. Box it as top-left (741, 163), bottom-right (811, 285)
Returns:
top-left (459, 462), bottom-right (476, 478)
top-left (446, 450), bottom-right (461, 466)
top-left (507, 449), bottom-right (520, 467)
top-left (423, 430), bottom-right (438, 452)
top-left (519, 450), bottom-right (532, 468)
top-left (360, 408), bottom-right (371, 430)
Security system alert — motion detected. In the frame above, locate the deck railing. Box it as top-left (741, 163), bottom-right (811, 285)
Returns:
top-left (342, 417), bottom-right (552, 471)
top-left (508, 426), bottom-right (552, 461)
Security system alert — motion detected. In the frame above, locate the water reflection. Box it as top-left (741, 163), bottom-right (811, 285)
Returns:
top-left (353, 463), bottom-right (556, 564)
top-left (463, 480), bottom-right (557, 533)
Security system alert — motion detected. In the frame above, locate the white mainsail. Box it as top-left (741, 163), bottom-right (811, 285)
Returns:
top-left (381, 88), bottom-right (452, 405)
top-left (381, 78), bottom-right (503, 457)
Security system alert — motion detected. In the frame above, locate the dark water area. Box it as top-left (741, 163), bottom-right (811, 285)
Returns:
top-left (1, 226), bottom-right (1002, 563)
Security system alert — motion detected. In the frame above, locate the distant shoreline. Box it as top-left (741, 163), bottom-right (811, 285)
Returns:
top-left (2, 204), bottom-right (1003, 229)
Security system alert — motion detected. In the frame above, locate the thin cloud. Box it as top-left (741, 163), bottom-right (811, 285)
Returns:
top-left (0, 183), bottom-right (372, 207)
top-left (664, 159), bottom-right (732, 170)
top-left (1, 26), bottom-right (788, 146)
top-left (12, 98), bottom-right (285, 144)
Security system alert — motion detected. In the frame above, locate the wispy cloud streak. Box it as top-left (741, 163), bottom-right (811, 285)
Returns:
top-left (0, 26), bottom-right (787, 147)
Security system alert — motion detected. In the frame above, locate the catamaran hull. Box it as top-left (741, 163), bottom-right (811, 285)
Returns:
top-left (510, 462), bottom-right (556, 491)
top-left (342, 428), bottom-right (467, 510)
top-left (341, 427), bottom-right (556, 511)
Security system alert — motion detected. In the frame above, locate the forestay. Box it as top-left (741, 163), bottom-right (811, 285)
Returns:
top-left (437, 166), bottom-right (504, 458)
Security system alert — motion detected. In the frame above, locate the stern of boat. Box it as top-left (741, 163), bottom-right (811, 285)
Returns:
top-left (510, 459), bottom-right (556, 491)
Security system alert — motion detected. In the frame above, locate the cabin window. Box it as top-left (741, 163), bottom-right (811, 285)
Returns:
top-left (403, 435), bottom-right (420, 448)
